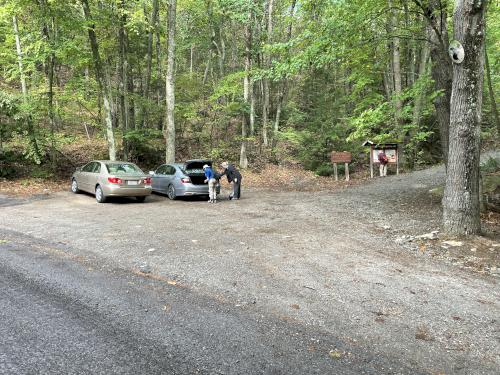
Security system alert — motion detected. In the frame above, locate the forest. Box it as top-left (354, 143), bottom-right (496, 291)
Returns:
top-left (0, 0), bottom-right (499, 233)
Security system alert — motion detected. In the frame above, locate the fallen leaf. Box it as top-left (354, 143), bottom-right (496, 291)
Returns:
top-left (167, 280), bottom-right (177, 286)
top-left (329, 349), bottom-right (344, 359)
top-left (291, 304), bottom-right (300, 310)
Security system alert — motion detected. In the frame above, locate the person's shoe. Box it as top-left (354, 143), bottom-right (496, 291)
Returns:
top-left (228, 195), bottom-right (233, 200)
top-left (208, 199), bottom-right (212, 203)
top-left (213, 199), bottom-right (217, 203)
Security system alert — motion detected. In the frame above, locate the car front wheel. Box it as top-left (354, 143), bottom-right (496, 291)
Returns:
top-left (71, 179), bottom-right (80, 194)
top-left (167, 185), bottom-right (177, 200)
top-left (95, 185), bottom-right (106, 203)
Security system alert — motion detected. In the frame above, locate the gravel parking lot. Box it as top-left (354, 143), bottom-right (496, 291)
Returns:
top-left (1, 162), bottom-right (499, 374)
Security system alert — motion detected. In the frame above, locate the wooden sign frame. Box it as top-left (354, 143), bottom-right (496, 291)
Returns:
top-left (331, 151), bottom-right (352, 181)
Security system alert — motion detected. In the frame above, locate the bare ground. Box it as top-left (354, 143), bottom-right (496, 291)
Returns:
top-left (0, 159), bottom-right (499, 374)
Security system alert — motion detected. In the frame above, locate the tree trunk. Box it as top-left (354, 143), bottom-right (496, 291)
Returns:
top-left (13, 15), bottom-right (41, 162)
top-left (119, 0), bottom-right (130, 160)
top-left (81, 0), bottom-right (116, 161)
top-left (443, 0), bottom-right (487, 235)
top-left (411, 27), bottom-right (431, 127)
top-left (142, 0), bottom-right (158, 128)
top-left (262, 0), bottom-right (274, 147)
top-left (414, 0), bottom-right (453, 166)
top-left (485, 48), bottom-right (499, 135)
top-left (273, 0), bottom-right (296, 148)
top-left (240, 10), bottom-right (251, 169)
top-left (165, 0), bottom-right (176, 163)
top-left (389, 0), bottom-right (403, 123)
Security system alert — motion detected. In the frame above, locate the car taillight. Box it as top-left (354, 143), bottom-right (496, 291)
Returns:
top-left (143, 177), bottom-right (151, 184)
top-left (180, 177), bottom-right (190, 183)
top-left (108, 177), bottom-right (123, 184)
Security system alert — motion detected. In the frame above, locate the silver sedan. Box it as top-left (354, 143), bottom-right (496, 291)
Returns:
top-left (150, 160), bottom-right (220, 200)
top-left (71, 160), bottom-right (152, 203)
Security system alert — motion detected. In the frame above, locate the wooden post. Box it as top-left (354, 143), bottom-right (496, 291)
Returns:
top-left (334, 163), bottom-right (338, 181)
top-left (396, 148), bottom-right (399, 175)
top-left (370, 146), bottom-right (374, 178)
top-left (345, 162), bottom-right (349, 181)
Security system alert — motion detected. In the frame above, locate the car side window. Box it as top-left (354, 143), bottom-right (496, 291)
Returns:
top-left (165, 166), bottom-right (176, 175)
top-left (82, 163), bottom-right (94, 172)
top-left (92, 163), bottom-right (101, 173)
top-left (156, 165), bottom-right (166, 175)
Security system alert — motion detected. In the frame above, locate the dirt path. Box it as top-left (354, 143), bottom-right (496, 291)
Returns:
top-left (0, 156), bottom-right (499, 374)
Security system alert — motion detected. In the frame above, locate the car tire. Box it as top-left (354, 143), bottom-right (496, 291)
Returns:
top-left (95, 185), bottom-right (106, 203)
top-left (136, 196), bottom-right (146, 203)
top-left (71, 178), bottom-right (80, 194)
top-left (167, 185), bottom-right (177, 200)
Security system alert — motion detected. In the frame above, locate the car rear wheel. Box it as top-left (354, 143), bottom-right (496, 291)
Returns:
top-left (71, 179), bottom-right (80, 194)
top-left (95, 185), bottom-right (106, 203)
top-left (136, 196), bottom-right (146, 203)
top-left (167, 185), bottom-right (177, 200)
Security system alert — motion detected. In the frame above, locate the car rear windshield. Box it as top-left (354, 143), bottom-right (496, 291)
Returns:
top-left (106, 163), bottom-right (143, 175)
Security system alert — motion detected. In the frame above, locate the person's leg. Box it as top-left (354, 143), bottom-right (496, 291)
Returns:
top-left (233, 180), bottom-right (241, 199)
top-left (211, 179), bottom-right (217, 202)
top-left (383, 164), bottom-right (388, 176)
top-left (379, 164), bottom-right (383, 176)
top-left (209, 179), bottom-right (216, 201)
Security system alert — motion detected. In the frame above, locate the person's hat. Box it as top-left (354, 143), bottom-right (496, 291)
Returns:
top-left (202, 164), bottom-right (209, 169)
top-left (221, 161), bottom-right (229, 168)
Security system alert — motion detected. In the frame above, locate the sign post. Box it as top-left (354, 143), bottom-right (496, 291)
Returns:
top-left (331, 151), bottom-right (352, 181)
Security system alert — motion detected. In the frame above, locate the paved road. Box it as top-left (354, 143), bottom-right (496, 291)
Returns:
top-left (1, 229), bottom-right (410, 374)
top-left (0, 159), bottom-right (499, 374)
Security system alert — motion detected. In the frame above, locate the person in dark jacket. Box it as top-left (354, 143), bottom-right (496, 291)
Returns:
top-left (220, 161), bottom-right (242, 200)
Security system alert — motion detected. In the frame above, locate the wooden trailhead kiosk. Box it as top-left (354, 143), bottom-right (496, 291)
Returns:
top-left (363, 141), bottom-right (399, 178)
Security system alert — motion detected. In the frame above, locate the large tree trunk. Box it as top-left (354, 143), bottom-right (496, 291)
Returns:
top-left (81, 0), bottom-right (116, 161)
top-left (443, 0), bottom-right (487, 235)
top-left (240, 10), bottom-right (251, 169)
top-left (165, 0), bottom-right (176, 163)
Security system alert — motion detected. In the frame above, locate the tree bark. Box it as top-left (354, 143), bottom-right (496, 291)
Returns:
top-left (165, 0), bottom-right (176, 163)
top-left (81, 0), bottom-right (117, 161)
top-left (443, 0), bottom-right (487, 235)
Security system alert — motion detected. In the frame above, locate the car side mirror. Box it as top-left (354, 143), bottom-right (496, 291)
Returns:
top-left (149, 171), bottom-right (155, 175)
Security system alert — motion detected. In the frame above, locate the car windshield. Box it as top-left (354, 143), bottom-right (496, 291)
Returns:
top-left (106, 163), bottom-right (143, 175)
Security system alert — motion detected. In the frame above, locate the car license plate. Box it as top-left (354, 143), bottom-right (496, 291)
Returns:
top-left (127, 180), bottom-right (139, 185)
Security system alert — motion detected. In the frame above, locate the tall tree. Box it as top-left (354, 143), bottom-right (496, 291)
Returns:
top-left (165, 0), bottom-right (176, 163)
top-left (12, 15), bottom-right (41, 162)
top-left (81, 0), bottom-right (117, 161)
top-left (443, 0), bottom-right (487, 235)
top-left (240, 6), bottom-right (251, 169)
top-left (414, 0), bottom-right (453, 166)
